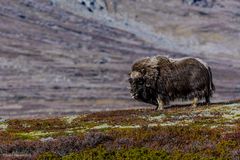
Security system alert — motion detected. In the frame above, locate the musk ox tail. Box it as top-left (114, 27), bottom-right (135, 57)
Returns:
top-left (208, 66), bottom-right (215, 94)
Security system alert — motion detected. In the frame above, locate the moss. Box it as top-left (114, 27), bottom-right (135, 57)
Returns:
top-left (214, 140), bottom-right (238, 158)
top-left (7, 118), bottom-right (68, 132)
top-left (70, 121), bottom-right (99, 130)
top-left (61, 147), bottom-right (231, 159)
top-left (104, 125), bottom-right (222, 150)
top-left (15, 131), bottom-right (55, 140)
top-left (170, 150), bottom-right (213, 160)
top-left (192, 117), bottom-right (217, 126)
top-left (76, 109), bottom-right (150, 126)
top-left (37, 152), bottom-right (60, 160)
top-left (62, 147), bottom-right (171, 160)
top-left (0, 131), bottom-right (16, 143)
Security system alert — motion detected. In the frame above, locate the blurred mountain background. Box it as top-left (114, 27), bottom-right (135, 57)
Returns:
top-left (0, 0), bottom-right (240, 118)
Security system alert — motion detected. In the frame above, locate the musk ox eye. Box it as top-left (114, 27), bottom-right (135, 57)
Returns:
top-left (138, 79), bottom-right (144, 85)
top-left (138, 81), bottom-right (143, 85)
top-left (128, 78), bottom-right (133, 83)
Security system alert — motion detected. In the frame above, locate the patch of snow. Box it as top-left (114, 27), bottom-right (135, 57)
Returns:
top-left (159, 121), bottom-right (179, 126)
top-left (198, 111), bottom-right (215, 117)
top-left (148, 123), bottom-right (158, 127)
top-left (181, 119), bottom-right (194, 124)
top-left (222, 109), bottom-right (240, 120)
top-left (63, 115), bottom-right (79, 124)
top-left (210, 125), bottom-right (218, 129)
top-left (92, 124), bottom-right (112, 129)
top-left (224, 103), bottom-right (240, 108)
top-left (92, 124), bottom-right (141, 129)
top-left (116, 125), bottom-right (141, 129)
top-left (40, 137), bottom-right (55, 142)
top-left (178, 115), bottom-right (189, 120)
top-left (149, 114), bottom-right (166, 121)
top-left (0, 123), bottom-right (8, 130)
top-left (18, 131), bottom-right (55, 138)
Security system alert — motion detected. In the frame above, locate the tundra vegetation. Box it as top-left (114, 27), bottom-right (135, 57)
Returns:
top-left (0, 101), bottom-right (240, 159)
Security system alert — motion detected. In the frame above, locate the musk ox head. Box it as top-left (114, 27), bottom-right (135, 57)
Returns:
top-left (128, 71), bottom-right (144, 99)
top-left (128, 57), bottom-right (160, 106)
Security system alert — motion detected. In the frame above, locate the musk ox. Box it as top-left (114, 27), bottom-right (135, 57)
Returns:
top-left (128, 56), bottom-right (215, 110)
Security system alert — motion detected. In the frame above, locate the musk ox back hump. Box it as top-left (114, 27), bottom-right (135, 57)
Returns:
top-left (165, 57), bottom-right (213, 98)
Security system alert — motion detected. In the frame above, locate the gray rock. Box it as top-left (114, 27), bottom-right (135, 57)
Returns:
top-left (79, 0), bottom-right (97, 12)
top-left (0, 118), bottom-right (6, 123)
top-left (183, 0), bottom-right (215, 8)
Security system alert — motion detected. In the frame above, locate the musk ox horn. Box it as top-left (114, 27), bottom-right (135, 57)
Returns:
top-left (130, 71), bottom-right (142, 79)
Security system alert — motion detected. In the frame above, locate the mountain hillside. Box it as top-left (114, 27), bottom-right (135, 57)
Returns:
top-left (0, 0), bottom-right (239, 118)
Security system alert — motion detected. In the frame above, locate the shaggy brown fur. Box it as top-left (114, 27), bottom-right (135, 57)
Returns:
top-left (129, 56), bottom-right (215, 110)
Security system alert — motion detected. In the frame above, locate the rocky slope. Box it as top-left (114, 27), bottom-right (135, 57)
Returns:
top-left (0, 0), bottom-right (239, 118)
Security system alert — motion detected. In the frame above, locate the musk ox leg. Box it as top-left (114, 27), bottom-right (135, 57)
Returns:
top-left (156, 98), bottom-right (164, 110)
top-left (205, 95), bottom-right (210, 105)
top-left (192, 97), bottom-right (198, 108)
top-left (156, 95), bottom-right (169, 110)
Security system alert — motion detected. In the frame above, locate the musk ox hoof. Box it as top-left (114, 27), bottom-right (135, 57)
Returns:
top-left (192, 98), bottom-right (198, 108)
top-left (205, 102), bottom-right (211, 106)
top-left (156, 99), bottom-right (164, 110)
top-left (155, 104), bottom-right (171, 111)
top-left (154, 106), bottom-right (163, 111)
